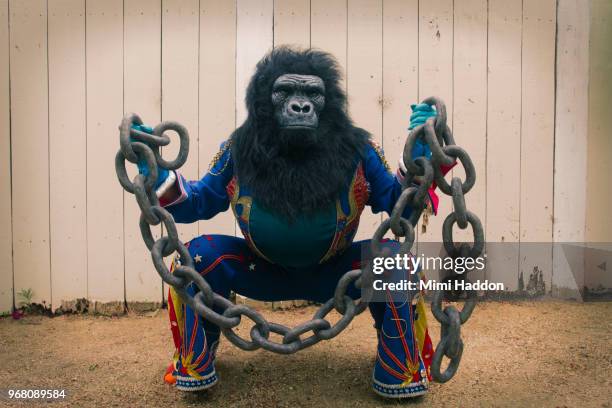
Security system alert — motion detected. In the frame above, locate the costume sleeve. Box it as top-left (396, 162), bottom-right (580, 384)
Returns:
top-left (363, 142), bottom-right (413, 219)
top-left (162, 141), bottom-right (233, 223)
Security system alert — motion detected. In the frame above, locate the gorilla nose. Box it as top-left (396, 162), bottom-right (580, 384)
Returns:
top-left (290, 101), bottom-right (312, 114)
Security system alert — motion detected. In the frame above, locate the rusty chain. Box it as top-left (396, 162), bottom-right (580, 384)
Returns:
top-left (115, 96), bottom-right (484, 382)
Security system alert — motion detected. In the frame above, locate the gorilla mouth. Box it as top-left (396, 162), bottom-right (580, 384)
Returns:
top-left (282, 124), bottom-right (317, 130)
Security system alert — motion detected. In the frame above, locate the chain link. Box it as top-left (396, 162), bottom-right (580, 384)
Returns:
top-left (115, 97), bottom-right (484, 383)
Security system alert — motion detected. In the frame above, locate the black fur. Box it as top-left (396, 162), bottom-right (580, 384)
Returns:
top-left (230, 46), bottom-right (369, 220)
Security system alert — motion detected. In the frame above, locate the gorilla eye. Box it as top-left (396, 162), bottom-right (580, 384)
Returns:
top-left (273, 90), bottom-right (287, 101)
top-left (307, 91), bottom-right (320, 98)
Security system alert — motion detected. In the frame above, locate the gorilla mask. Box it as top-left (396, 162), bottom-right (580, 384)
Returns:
top-left (231, 47), bottom-right (369, 220)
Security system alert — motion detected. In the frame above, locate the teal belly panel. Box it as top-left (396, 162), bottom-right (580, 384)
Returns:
top-left (249, 200), bottom-right (337, 269)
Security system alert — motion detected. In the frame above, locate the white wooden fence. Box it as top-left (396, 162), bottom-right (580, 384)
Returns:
top-left (0, 0), bottom-right (609, 312)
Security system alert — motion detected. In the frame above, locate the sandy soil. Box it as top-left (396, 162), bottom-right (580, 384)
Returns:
top-left (0, 301), bottom-right (610, 408)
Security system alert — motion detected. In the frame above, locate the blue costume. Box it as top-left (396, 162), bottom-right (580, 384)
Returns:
top-left (159, 133), bottom-right (442, 398)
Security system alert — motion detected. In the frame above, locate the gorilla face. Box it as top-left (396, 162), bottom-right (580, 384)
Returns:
top-left (271, 74), bottom-right (326, 130)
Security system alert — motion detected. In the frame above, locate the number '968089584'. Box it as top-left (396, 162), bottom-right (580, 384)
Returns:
top-left (2, 389), bottom-right (67, 401)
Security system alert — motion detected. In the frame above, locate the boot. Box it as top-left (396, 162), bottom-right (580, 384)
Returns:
top-left (372, 295), bottom-right (432, 398)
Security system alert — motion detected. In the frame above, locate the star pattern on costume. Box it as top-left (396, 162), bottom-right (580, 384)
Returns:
top-left (194, 254), bottom-right (202, 263)
top-left (249, 263), bottom-right (256, 271)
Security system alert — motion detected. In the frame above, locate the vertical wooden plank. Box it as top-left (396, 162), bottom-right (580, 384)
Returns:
top-left (519, 0), bottom-right (555, 294)
top-left (123, 0), bottom-right (162, 304)
top-left (199, 0), bottom-right (236, 237)
top-left (347, 0), bottom-right (382, 241)
top-left (416, 0), bottom-right (453, 264)
top-left (382, 0), bottom-right (418, 175)
top-left (48, 0), bottom-right (87, 311)
top-left (453, 0), bottom-right (487, 280)
top-left (236, 0), bottom-right (273, 126)
top-left (162, 0), bottom-right (199, 245)
top-left (585, 0), bottom-right (612, 243)
top-left (585, 0), bottom-right (612, 294)
top-left (86, 0), bottom-right (124, 306)
top-left (418, 0), bottom-right (453, 123)
top-left (0, 0), bottom-right (12, 313)
top-left (274, 0), bottom-right (310, 47)
top-left (161, 0), bottom-right (199, 304)
top-left (381, 0), bottom-right (418, 244)
top-left (311, 0), bottom-right (347, 83)
top-left (486, 0), bottom-right (522, 291)
top-left (552, 0), bottom-right (589, 297)
top-left (9, 0), bottom-right (51, 306)
top-left (585, 1), bottom-right (612, 294)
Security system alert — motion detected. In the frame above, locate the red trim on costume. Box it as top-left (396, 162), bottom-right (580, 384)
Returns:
top-left (187, 315), bottom-right (199, 356)
top-left (200, 254), bottom-right (244, 276)
top-left (159, 171), bottom-right (188, 207)
top-left (376, 352), bottom-right (409, 381)
top-left (195, 351), bottom-right (213, 374)
top-left (429, 161), bottom-right (456, 215)
top-left (192, 337), bottom-right (209, 367)
top-left (168, 290), bottom-right (182, 350)
top-left (386, 290), bottom-right (413, 364)
top-left (380, 333), bottom-right (409, 373)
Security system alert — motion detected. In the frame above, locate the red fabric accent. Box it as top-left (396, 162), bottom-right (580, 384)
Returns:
top-left (159, 195), bottom-right (173, 207)
top-left (353, 164), bottom-right (369, 211)
top-left (167, 290), bottom-right (182, 350)
top-left (428, 188), bottom-right (440, 215)
top-left (163, 364), bottom-right (176, 384)
top-left (200, 254), bottom-right (245, 277)
top-left (421, 328), bottom-right (434, 381)
top-left (376, 352), bottom-right (409, 381)
top-left (226, 177), bottom-right (237, 199)
top-left (380, 333), bottom-right (409, 373)
top-left (428, 160), bottom-right (456, 215)
top-left (159, 173), bottom-right (186, 207)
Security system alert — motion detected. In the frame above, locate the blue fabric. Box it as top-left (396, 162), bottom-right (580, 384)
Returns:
top-left (179, 235), bottom-right (391, 342)
top-left (363, 145), bottom-right (413, 220)
top-left (172, 281), bottom-right (218, 391)
top-left (373, 296), bottom-right (429, 397)
top-left (166, 142), bottom-right (234, 222)
top-left (166, 141), bottom-right (412, 224)
top-left (131, 124), bottom-right (169, 189)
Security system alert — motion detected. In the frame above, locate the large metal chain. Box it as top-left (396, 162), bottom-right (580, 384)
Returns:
top-left (114, 96), bottom-right (484, 382)
top-left (399, 97), bottom-right (484, 382)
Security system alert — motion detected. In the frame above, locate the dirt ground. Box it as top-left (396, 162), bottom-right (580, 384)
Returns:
top-left (0, 301), bottom-right (610, 408)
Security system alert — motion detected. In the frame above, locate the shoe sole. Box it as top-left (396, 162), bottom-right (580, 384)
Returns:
top-left (372, 377), bottom-right (428, 399)
top-left (175, 370), bottom-right (218, 392)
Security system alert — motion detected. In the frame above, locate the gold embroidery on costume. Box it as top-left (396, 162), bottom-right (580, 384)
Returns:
top-left (369, 140), bottom-right (391, 172)
top-left (208, 140), bottom-right (232, 176)
top-left (320, 165), bottom-right (369, 263)
top-left (226, 177), bottom-right (272, 263)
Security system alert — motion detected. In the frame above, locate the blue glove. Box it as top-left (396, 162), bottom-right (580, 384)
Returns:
top-left (408, 103), bottom-right (437, 160)
top-left (131, 124), bottom-right (169, 189)
top-left (409, 103), bottom-right (437, 130)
